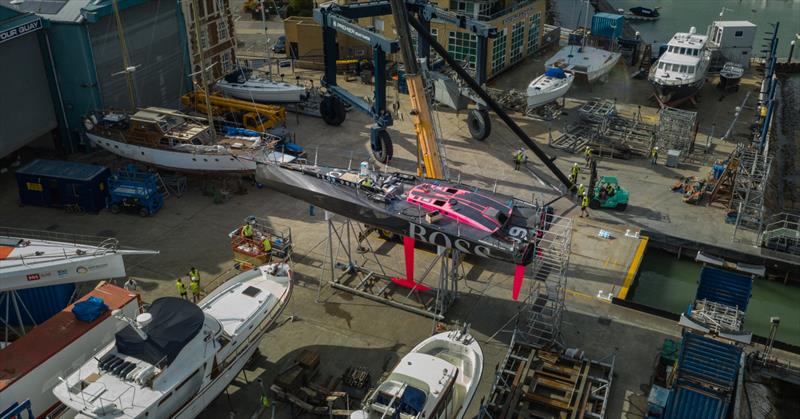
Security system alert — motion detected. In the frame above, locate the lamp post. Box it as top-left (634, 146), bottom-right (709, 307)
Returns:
top-left (789, 40), bottom-right (796, 65)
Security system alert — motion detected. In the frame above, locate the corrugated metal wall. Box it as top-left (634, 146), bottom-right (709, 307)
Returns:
top-left (88, 0), bottom-right (187, 110)
top-left (0, 283), bottom-right (76, 325)
top-left (0, 33), bottom-right (57, 158)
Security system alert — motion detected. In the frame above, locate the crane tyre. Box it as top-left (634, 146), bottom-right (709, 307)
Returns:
top-left (321, 96), bottom-right (346, 126)
top-left (371, 130), bottom-right (393, 163)
top-left (468, 109), bottom-right (491, 141)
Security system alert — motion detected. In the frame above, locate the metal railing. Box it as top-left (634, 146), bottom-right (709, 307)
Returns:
top-left (0, 227), bottom-right (119, 253)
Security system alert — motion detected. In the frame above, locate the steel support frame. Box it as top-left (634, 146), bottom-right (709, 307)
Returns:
top-left (732, 148), bottom-right (772, 241)
top-left (316, 213), bottom-right (459, 320)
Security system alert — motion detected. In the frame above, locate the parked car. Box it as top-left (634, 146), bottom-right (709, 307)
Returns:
top-left (272, 35), bottom-right (286, 54)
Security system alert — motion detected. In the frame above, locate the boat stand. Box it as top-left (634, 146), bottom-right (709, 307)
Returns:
top-left (315, 213), bottom-right (460, 320)
top-left (0, 290), bottom-right (38, 342)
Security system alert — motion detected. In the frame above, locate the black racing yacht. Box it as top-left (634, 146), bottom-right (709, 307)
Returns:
top-left (256, 161), bottom-right (554, 266)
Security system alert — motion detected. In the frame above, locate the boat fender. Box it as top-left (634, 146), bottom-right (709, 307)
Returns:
top-left (83, 118), bottom-right (95, 131)
top-left (126, 366), bottom-right (142, 381)
top-left (135, 365), bottom-right (155, 385)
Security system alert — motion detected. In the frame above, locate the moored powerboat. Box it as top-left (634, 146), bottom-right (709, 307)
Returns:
top-left (84, 107), bottom-right (295, 173)
top-left (216, 68), bottom-right (307, 104)
top-left (526, 67), bottom-right (574, 109)
top-left (351, 328), bottom-right (483, 419)
top-left (52, 263), bottom-right (292, 418)
top-left (648, 27), bottom-right (711, 106)
top-left (625, 6), bottom-right (660, 21)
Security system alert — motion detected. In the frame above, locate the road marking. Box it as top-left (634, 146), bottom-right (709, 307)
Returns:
top-left (617, 235), bottom-right (649, 300)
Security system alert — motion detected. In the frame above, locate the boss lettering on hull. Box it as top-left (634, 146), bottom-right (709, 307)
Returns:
top-left (408, 223), bottom-right (491, 258)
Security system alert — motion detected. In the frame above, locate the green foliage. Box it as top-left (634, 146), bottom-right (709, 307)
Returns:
top-left (286, 0), bottom-right (313, 17)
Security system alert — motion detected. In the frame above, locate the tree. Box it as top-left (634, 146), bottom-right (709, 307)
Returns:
top-left (286, 0), bottom-right (313, 17)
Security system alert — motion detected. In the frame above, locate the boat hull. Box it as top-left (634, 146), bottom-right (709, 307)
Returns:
top-left (650, 77), bottom-right (705, 106)
top-left (216, 82), bottom-right (306, 103)
top-left (545, 46), bottom-right (620, 83)
top-left (526, 75), bottom-right (574, 108)
top-left (87, 133), bottom-right (257, 173)
top-left (255, 163), bottom-right (531, 264)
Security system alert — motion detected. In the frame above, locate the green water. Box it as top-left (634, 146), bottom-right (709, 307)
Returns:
top-left (629, 248), bottom-right (800, 347)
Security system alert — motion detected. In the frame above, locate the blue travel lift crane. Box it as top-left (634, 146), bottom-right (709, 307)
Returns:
top-left (314, 0), bottom-right (498, 163)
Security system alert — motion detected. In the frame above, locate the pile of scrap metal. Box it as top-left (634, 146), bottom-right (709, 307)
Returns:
top-left (480, 340), bottom-right (614, 418)
top-left (270, 350), bottom-right (354, 416)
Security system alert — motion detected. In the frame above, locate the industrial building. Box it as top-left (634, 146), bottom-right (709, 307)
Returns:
top-left (0, 5), bottom-right (58, 159)
top-left (180, 0), bottom-right (237, 84)
top-left (0, 0), bottom-right (192, 157)
top-left (284, 0), bottom-right (546, 79)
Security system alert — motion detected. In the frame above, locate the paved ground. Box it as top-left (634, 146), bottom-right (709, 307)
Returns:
top-left (3, 13), bottom-right (796, 419)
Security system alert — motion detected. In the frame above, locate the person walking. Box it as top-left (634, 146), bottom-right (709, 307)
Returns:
top-left (569, 162), bottom-right (580, 185)
top-left (577, 183), bottom-right (585, 199)
top-left (513, 149), bottom-right (525, 171)
top-left (650, 146), bottom-right (659, 166)
top-left (176, 277), bottom-right (188, 300)
top-left (584, 146), bottom-right (593, 167)
top-left (190, 277), bottom-right (201, 303)
top-left (580, 193), bottom-right (590, 218)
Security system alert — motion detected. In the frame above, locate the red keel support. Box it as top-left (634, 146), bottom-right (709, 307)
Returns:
top-left (390, 236), bottom-right (432, 292)
top-left (513, 264), bottom-right (525, 300)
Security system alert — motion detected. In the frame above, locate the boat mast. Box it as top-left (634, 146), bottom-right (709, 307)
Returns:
top-left (190, 0), bottom-right (217, 141)
top-left (111, 0), bottom-right (137, 110)
top-left (260, 0), bottom-right (272, 80)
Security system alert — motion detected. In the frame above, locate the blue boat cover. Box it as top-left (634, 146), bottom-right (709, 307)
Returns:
top-left (544, 67), bottom-right (566, 79)
top-left (72, 296), bottom-right (109, 323)
top-left (224, 126), bottom-right (261, 137)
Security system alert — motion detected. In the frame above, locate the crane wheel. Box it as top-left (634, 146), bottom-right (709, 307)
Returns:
top-left (468, 109), bottom-right (491, 141)
top-left (371, 130), bottom-right (393, 163)
top-left (321, 96), bottom-right (347, 126)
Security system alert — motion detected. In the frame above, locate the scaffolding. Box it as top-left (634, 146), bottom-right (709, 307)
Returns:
top-left (731, 148), bottom-right (772, 240)
top-left (656, 107), bottom-right (697, 158)
top-left (760, 212), bottom-right (800, 256)
top-left (315, 214), bottom-right (459, 320)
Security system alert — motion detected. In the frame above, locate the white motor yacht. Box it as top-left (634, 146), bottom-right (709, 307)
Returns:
top-left (216, 69), bottom-right (307, 104)
top-left (545, 44), bottom-right (620, 83)
top-left (52, 263), bottom-right (292, 418)
top-left (526, 67), bottom-right (575, 109)
top-left (351, 328), bottom-right (483, 419)
top-left (649, 27), bottom-right (711, 106)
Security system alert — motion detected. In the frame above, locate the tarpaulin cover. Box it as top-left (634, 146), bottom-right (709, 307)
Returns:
top-left (72, 296), bottom-right (108, 323)
top-left (544, 67), bottom-right (566, 78)
top-left (115, 297), bottom-right (204, 365)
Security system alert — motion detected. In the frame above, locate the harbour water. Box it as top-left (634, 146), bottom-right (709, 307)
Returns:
top-left (629, 248), bottom-right (800, 347)
top-left (553, 0), bottom-right (800, 57)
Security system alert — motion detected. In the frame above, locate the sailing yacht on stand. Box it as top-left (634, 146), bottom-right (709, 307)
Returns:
top-left (351, 328), bottom-right (483, 419)
top-left (545, 1), bottom-right (621, 83)
top-left (526, 67), bottom-right (574, 109)
top-left (84, 107), bottom-right (294, 173)
top-left (52, 263), bottom-right (293, 418)
top-left (648, 27), bottom-right (710, 106)
top-left (216, 68), bottom-right (307, 103)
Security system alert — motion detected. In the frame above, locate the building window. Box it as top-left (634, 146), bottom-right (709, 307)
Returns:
top-left (221, 50), bottom-right (233, 73)
top-left (528, 12), bottom-right (541, 54)
top-left (734, 30), bottom-right (743, 37)
top-left (509, 21), bottom-right (524, 64)
top-left (199, 24), bottom-right (209, 50)
top-left (491, 29), bottom-right (507, 74)
top-left (218, 20), bottom-right (230, 42)
top-left (448, 31), bottom-right (477, 71)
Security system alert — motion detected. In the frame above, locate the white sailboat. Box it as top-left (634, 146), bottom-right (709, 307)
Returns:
top-left (84, 107), bottom-right (295, 173)
top-left (545, 1), bottom-right (621, 83)
top-left (52, 263), bottom-right (292, 418)
top-left (526, 67), bottom-right (575, 108)
top-left (351, 328), bottom-right (483, 419)
top-left (216, 69), bottom-right (307, 103)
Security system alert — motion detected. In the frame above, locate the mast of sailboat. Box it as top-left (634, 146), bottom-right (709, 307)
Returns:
top-left (111, 0), bottom-right (137, 110)
top-left (260, 0), bottom-right (272, 80)
top-left (190, 0), bottom-right (218, 141)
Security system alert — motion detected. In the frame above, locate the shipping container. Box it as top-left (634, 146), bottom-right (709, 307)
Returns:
top-left (15, 159), bottom-right (110, 213)
top-left (591, 13), bottom-right (624, 40)
top-left (0, 282), bottom-right (75, 325)
top-left (664, 386), bottom-right (727, 419)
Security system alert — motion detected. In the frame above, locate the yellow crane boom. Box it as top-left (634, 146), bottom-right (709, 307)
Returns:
top-left (388, 0), bottom-right (446, 179)
top-left (181, 91), bottom-right (286, 132)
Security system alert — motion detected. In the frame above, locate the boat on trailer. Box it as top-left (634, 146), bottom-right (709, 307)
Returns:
top-left (526, 67), bottom-right (574, 109)
top-left (52, 263), bottom-right (292, 418)
top-left (84, 107), bottom-right (295, 173)
top-left (216, 68), bottom-right (307, 104)
top-left (351, 328), bottom-right (483, 419)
